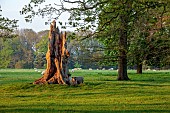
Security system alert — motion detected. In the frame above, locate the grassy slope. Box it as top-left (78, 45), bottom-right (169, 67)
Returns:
top-left (0, 69), bottom-right (169, 113)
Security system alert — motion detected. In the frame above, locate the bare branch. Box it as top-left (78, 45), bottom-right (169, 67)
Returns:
top-left (62, 0), bottom-right (109, 11)
top-left (63, 0), bottom-right (84, 4)
top-left (100, 13), bottom-right (119, 30)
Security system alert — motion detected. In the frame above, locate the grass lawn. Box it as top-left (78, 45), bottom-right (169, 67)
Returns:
top-left (0, 69), bottom-right (170, 113)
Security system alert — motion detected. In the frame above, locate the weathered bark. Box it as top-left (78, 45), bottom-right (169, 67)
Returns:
top-left (33, 20), bottom-right (70, 84)
top-left (137, 63), bottom-right (142, 74)
top-left (117, 14), bottom-right (130, 81)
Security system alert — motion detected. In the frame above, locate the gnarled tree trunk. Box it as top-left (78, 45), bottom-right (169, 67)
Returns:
top-left (33, 20), bottom-right (70, 84)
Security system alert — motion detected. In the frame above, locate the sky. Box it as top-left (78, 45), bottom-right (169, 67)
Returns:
top-left (0, 0), bottom-right (71, 32)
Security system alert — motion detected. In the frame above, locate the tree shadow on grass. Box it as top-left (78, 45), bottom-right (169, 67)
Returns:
top-left (1, 104), bottom-right (169, 113)
top-left (1, 109), bottom-right (169, 113)
top-left (130, 77), bottom-right (170, 84)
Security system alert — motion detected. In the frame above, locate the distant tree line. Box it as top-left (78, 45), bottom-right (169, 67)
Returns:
top-left (0, 29), bottom-right (102, 69)
top-left (1, 28), bottom-right (169, 71)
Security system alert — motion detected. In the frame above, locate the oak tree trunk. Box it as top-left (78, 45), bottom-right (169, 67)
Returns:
top-left (33, 20), bottom-right (70, 84)
top-left (137, 63), bottom-right (142, 74)
top-left (117, 14), bottom-right (130, 81)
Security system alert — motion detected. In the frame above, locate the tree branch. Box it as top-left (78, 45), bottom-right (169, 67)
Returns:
top-left (63, 0), bottom-right (84, 4)
top-left (160, 5), bottom-right (166, 29)
top-left (62, 0), bottom-right (109, 11)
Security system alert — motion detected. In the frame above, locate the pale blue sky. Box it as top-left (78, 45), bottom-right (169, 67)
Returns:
top-left (0, 0), bottom-right (71, 32)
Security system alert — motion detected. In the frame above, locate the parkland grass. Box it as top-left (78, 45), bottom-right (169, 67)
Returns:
top-left (0, 69), bottom-right (170, 113)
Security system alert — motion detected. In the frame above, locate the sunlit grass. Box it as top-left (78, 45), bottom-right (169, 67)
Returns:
top-left (0, 69), bottom-right (170, 113)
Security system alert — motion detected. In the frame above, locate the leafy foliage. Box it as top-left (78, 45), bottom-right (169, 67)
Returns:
top-left (0, 6), bottom-right (18, 38)
top-left (34, 31), bottom-right (48, 68)
top-left (0, 38), bottom-right (13, 68)
top-left (127, 1), bottom-right (170, 69)
top-left (0, 29), bottom-right (38, 69)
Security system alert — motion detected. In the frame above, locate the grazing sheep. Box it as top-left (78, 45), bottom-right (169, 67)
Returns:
top-left (71, 77), bottom-right (84, 85)
top-left (89, 68), bottom-right (92, 70)
top-left (41, 70), bottom-right (46, 75)
top-left (109, 68), bottom-right (113, 70)
top-left (71, 77), bottom-right (77, 85)
top-left (71, 69), bottom-right (75, 72)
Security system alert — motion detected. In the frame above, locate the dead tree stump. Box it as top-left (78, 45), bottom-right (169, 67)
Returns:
top-left (33, 20), bottom-right (70, 84)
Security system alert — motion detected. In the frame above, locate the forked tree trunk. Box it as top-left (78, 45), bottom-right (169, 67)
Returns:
top-left (33, 20), bottom-right (70, 84)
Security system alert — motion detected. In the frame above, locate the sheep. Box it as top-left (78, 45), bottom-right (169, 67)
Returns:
top-left (41, 70), bottom-right (46, 75)
top-left (71, 76), bottom-right (84, 85)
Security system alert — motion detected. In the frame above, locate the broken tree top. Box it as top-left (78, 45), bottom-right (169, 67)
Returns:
top-left (33, 20), bottom-right (70, 85)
